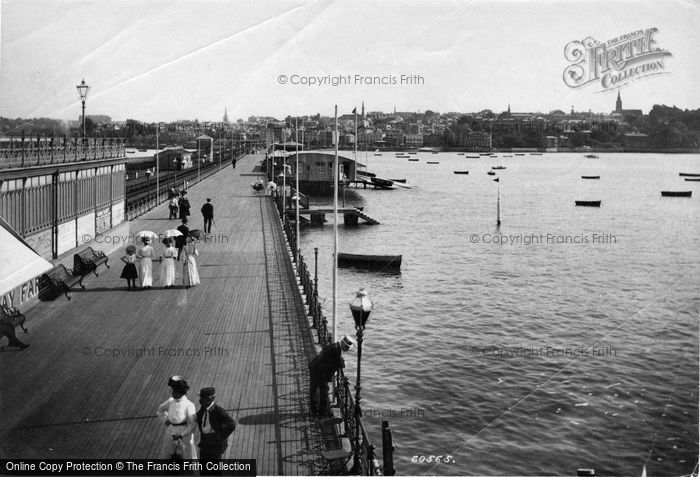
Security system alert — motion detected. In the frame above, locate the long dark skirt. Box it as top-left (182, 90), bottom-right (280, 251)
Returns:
top-left (120, 263), bottom-right (138, 279)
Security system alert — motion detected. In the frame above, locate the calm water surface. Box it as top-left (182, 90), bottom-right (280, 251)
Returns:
top-left (298, 152), bottom-right (699, 476)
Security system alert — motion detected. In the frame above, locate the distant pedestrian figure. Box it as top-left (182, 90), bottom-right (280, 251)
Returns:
top-left (138, 237), bottom-right (155, 289)
top-left (176, 219), bottom-right (189, 260)
top-left (120, 244), bottom-right (138, 290)
top-left (182, 236), bottom-right (200, 287)
top-left (161, 238), bottom-right (177, 288)
top-left (266, 180), bottom-right (277, 197)
top-left (178, 191), bottom-right (191, 220)
top-left (308, 335), bottom-right (354, 417)
top-left (0, 310), bottom-right (29, 350)
top-left (156, 376), bottom-right (198, 461)
top-left (201, 198), bottom-right (214, 233)
top-left (169, 195), bottom-right (179, 220)
top-left (197, 387), bottom-right (236, 474)
top-left (231, 157), bottom-right (236, 169)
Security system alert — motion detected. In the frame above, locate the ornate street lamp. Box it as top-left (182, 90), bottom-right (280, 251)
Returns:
top-left (76, 79), bottom-right (90, 137)
top-left (349, 287), bottom-right (373, 473)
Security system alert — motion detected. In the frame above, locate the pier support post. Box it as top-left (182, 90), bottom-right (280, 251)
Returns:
top-left (343, 212), bottom-right (359, 226)
top-left (310, 212), bottom-right (325, 226)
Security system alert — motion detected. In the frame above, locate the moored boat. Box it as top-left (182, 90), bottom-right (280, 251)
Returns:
top-left (427, 161), bottom-right (439, 164)
top-left (338, 253), bottom-right (402, 269)
top-left (684, 178), bottom-right (700, 182)
top-left (678, 173), bottom-right (700, 177)
top-left (584, 154), bottom-right (599, 158)
top-left (370, 177), bottom-right (394, 188)
top-left (661, 191), bottom-right (692, 197)
top-left (408, 158), bottom-right (419, 161)
top-left (388, 178), bottom-right (406, 183)
top-left (487, 171), bottom-right (496, 176)
top-left (581, 175), bottom-right (600, 179)
top-left (575, 200), bottom-right (601, 207)
top-left (453, 171), bottom-right (469, 175)
top-left (491, 166), bottom-right (506, 170)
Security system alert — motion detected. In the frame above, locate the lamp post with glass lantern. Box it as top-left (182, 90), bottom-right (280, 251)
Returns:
top-left (76, 79), bottom-right (90, 138)
top-left (349, 287), bottom-right (373, 473)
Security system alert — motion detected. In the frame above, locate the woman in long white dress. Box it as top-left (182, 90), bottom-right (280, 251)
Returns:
top-left (155, 376), bottom-right (198, 460)
top-left (182, 236), bottom-right (200, 287)
top-left (160, 238), bottom-right (177, 288)
top-left (138, 237), bottom-right (155, 289)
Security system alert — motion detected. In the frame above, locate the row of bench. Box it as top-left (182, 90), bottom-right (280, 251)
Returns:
top-left (41, 247), bottom-right (110, 300)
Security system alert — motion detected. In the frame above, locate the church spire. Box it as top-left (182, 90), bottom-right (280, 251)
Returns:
top-left (223, 107), bottom-right (229, 123)
top-left (615, 91), bottom-right (622, 113)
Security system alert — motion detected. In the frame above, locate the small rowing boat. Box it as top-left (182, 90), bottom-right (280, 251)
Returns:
top-left (491, 166), bottom-right (506, 170)
top-left (679, 173), bottom-right (700, 177)
top-left (453, 171), bottom-right (469, 175)
top-left (575, 200), bottom-right (601, 207)
top-left (684, 178), bottom-right (700, 182)
top-left (581, 175), bottom-right (600, 179)
top-left (487, 171), bottom-right (496, 176)
top-left (338, 253), bottom-right (402, 269)
top-left (427, 161), bottom-right (439, 164)
top-left (661, 191), bottom-right (692, 197)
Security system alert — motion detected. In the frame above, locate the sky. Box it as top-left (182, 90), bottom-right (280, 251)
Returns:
top-left (1, 0), bottom-right (699, 123)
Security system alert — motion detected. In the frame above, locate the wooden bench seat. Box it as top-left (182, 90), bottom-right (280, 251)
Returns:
top-left (42, 264), bottom-right (84, 300)
top-left (73, 246), bottom-right (110, 277)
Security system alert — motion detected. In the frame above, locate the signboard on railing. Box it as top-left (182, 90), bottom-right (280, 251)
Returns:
top-left (95, 206), bottom-right (111, 234)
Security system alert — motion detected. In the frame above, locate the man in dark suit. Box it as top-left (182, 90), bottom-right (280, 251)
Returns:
top-left (178, 191), bottom-right (191, 221)
top-left (308, 335), bottom-right (354, 417)
top-left (201, 198), bottom-right (214, 233)
top-left (176, 218), bottom-right (189, 260)
top-left (196, 387), bottom-right (236, 475)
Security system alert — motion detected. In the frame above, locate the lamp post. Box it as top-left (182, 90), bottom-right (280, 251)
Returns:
top-left (76, 79), bottom-right (90, 138)
top-left (350, 287), bottom-right (373, 473)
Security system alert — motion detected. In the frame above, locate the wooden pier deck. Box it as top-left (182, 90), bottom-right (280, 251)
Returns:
top-left (0, 155), bottom-right (327, 475)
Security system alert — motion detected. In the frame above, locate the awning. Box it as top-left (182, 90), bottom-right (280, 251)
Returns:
top-left (0, 218), bottom-right (54, 297)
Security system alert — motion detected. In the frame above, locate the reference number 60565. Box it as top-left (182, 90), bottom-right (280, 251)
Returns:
top-left (411, 455), bottom-right (454, 464)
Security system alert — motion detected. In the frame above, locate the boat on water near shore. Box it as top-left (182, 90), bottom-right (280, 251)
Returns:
top-left (370, 177), bottom-right (394, 189)
top-left (584, 154), bottom-right (599, 158)
top-left (408, 158), bottom-right (419, 161)
top-left (491, 166), bottom-right (506, 170)
top-left (466, 155), bottom-right (479, 158)
top-left (487, 171), bottom-right (496, 176)
top-left (427, 161), bottom-right (439, 164)
top-left (679, 173), bottom-right (700, 177)
top-left (661, 191), bottom-right (692, 197)
top-left (581, 175), bottom-right (600, 179)
top-left (388, 178), bottom-right (406, 183)
top-left (338, 253), bottom-right (402, 269)
top-left (575, 200), bottom-right (602, 207)
top-left (514, 153), bottom-right (525, 156)
top-left (453, 171), bottom-right (469, 175)
top-left (684, 178), bottom-right (700, 182)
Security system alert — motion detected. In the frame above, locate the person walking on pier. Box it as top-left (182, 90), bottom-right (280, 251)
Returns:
top-left (231, 157), bottom-right (236, 169)
top-left (156, 376), bottom-right (198, 461)
top-left (182, 236), bottom-right (200, 288)
top-left (196, 387), bottom-right (236, 474)
top-left (138, 237), bottom-right (155, 289)
top-left (308, 335), bottom-right (354, 417)
top-left (176, 218), bottom-right (189, 260)
top-left (178, 191), bottom-right (191, 221)
top-left (169, 194), bottom-right (179, 220)
top-left (119, 245), bottom-right (138, 290)
top-left (160, 238), bottom-right (177, 288)
top-left (201, 198), bottom-right (214, 233)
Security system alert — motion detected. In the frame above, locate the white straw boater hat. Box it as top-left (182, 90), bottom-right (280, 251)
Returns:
top-left (341, 335), bottom-right (356, 349)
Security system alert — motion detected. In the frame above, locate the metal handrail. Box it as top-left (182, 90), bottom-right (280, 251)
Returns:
top-left (0, 135), bottom-right (125, 169)
top-left (271, 191), bottom-right (391, 475)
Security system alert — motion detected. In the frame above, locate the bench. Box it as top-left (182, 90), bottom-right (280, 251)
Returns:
top-left (73, 246), bottom-right (110, 277)
top-left (42, 264), bottom-right (85, 300)
top-left (1, 305), bottom-right (28, 333)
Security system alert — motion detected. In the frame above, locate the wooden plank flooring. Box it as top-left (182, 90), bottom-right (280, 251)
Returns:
top-left (0, 154), bottom-right (325, 475)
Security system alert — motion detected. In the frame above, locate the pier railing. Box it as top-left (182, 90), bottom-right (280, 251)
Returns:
top-left (0, 135), bottom-right (125, 169)
top-left (273, 192), bottom-right (394, 476)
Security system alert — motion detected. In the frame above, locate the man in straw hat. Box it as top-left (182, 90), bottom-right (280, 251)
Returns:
top-left (308, 335), bottom-right (355, 417)
top-left (196, 387), bottom-right (236, 474)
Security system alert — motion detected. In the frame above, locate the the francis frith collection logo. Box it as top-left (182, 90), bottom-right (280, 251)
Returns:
top-left (563, 27), bottom-right (672, 91)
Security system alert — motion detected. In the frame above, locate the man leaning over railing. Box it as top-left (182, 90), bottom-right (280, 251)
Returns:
top-left (308, 335), bottom-right (355, 418)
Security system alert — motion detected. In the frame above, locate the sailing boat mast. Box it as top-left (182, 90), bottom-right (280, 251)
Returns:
top-left (332, 105), bottom-right (339, 341)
